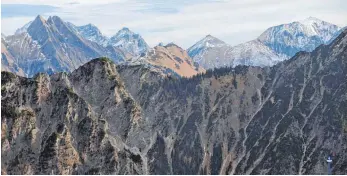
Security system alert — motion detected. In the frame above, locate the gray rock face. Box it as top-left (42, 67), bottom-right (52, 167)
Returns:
top-left (2, 15), bottom-right (127, 77)
top-left (1, 37), bottom-right (25, 76)
top-left (1, 15), bottom-right (169, 78)
top-left (1, 58), bottom-right (144, 174)
top-left (109, 27), bottom-right (150, 57)
top-left (258, 17), bottom-right (341, 57)
top-left (67, 23), bottom-right (109, 47)
top-left (188, 17), bottom-right (342, 69)
top-left (2, 29), bottom-right (347, 174)
top-left (187, 35), bottom-right (287, 69)
top-left (67, 23), bottom-right (149, 57)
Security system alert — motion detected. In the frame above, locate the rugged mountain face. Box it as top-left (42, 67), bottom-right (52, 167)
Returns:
top-left (2, 30), bottom-right (48, 77)
top-left (327, 26), bottom-right (347, 44)
top-left (188, 35), bottom-right (285, 69)
top-left (1, 15), bottom-right (127, 77)
top-left (66, 23), bottom-right (149, 57)
top-left (139, 43), bottom-right (205, 77)
top-left (14, 21), bottom-right (32, 35)
top-left (1, 58), bottom-right (145, 174)
top-left (228, 40), bottom-right (285, 67)
top-left (67, 23), bottom-right (109, 47)
top-left (109, 27), bottom-right (150, 57)
top-left (2, 16), bottom-right (184, 78)
top-left (2, 29), bottom-right (347, 174)
top-left (187, 34), bottom-right (227, 59)
top-left (187, 35), bottom-right (232, 69)
top-left (1, 37), bottom-right (25, 76)
top-left (258, 17), bottom-right (341, 57)
top-left (188, 17), bottom-right (341, 69)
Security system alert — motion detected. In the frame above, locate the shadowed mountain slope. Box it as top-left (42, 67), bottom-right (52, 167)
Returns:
top-left (1, 29), bottom-right (347, 174)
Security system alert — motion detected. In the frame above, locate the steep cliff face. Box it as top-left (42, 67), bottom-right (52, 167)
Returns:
top-left (1, 15), bottom-right (127, 77)
top-left (2, 30), bottom-right (347, 174)
top-left (258, 17), bottom-right (341, 57)
top-left (187, 35), bottom-right (285, 69)
top-left (1, 59), bottom-right (145, 174)
top-left (1, 38), bottom-right (25, 76)
top-left (144, 43), bottom-right (205, 77)
top-left (188, 17), bottom-right (342, 69)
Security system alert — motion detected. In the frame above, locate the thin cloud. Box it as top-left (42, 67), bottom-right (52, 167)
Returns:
top-left (1, 0), bottom-right (347, 48)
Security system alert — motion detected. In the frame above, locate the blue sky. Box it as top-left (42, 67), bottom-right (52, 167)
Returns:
top-left (2, 0), bottom-right (347, 48)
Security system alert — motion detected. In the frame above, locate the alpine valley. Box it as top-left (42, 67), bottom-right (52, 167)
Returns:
top-left (1, 15), bottom-right (347, 175)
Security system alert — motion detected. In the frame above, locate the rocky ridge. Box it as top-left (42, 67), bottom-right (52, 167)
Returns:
top-left (188, 17), bottom-right (341, 69)
top-left (1, 27), bottom-right (347, 175)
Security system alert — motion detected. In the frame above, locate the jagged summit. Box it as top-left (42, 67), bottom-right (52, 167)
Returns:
top-left (188, 35), bottom-right (226, 51)
top-left (13, 15), bottom-right (48, 35)
top-left (258, 17), bottom-right (341, 57)
top-left (164, 42), bottom-right (182, 48)
top-left (299, 16), bottom-right (325, 25)
top-left (15, 21), bottom-right (32, 35)
top-left (120, 27), bottom-right (130, 31)
top-left (30, 15), bottom-right (47, 27)
top-left (66, 24), bottom-right (149, 56)
top-left (77, 23), bottom-right (102, 33)
top-left (109, 27), bottom-right (150, 56)
top-left (187, 34), bottom-right (227, 64)
top-left (85, 23), bottom-right (97, 28)
top-left (204, 34), bottom-right (218, 40)
top-left (143, 41), bottom-right (205, 77)
top-left (199, 34), bottom-right (225, 45)
top-left (157, 42), bottom-right (164, 46)
top-left (2, 15), bottom-right (128, 77)
top-left (35, 15), bottom-right (46, 22)
top-left (47, 15), bottom-right (63, 22)
top-left (2, 27), bottom-right (347, 175)
top-left (187, 17), bottom-right (342, 69)
top-left (113, 27), bottom-right (134, 37)
top-left (302, 16), bottom-right (322, 21)
top-left (12, 16), bottom-right (149, 57)
top-left (4, 15), bottom-right (344, 78)
top-left (70, 57), bottom-right (116, 76)
top-left (69, 22), bottom-right (109, 46)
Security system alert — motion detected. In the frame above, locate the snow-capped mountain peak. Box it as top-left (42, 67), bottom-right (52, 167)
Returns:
top-left (71, 23), bottom-right (109, 46)
top-left (230, 40), bottom-right (286, 67)
top-left (77, 23), bottom-right (102, 35)
top-left (258, 17), bottom-right (341, 57)
top-left (297, 16), bottom-right (340, 41)
top-left (64, 23), bottom-right (149, 55)
top-left (188, 17), bottom-right (342, 69)
top-left (15, 21), bottom-right (32, 35)
top-left (187, 35), bottom-right (227, 60)
top-left (109, 27), bottom-right (149, 56)
top-left (191, 34), bottom-right (226, 49)
top-left (299, 16), bottom-right (324, 25)
top-left (115, 27), bottom-right (132, 36)
top-left (2, 15), bottom-right (128, 77)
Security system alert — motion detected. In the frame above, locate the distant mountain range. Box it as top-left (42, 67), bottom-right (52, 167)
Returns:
top-left (1, 15), bottom-right (128, 77)
top-left (188, 17), bottom-right (342, 69)
top-left (1, 15), bottom-right (196, 78)
top-left (1, 15), bottom-right (344, 77)
top-left (67, 23), bottom-right (150, 56)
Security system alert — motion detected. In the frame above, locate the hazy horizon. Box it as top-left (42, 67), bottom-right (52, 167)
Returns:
top-left (2, 0), bottom-right (347, 48)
